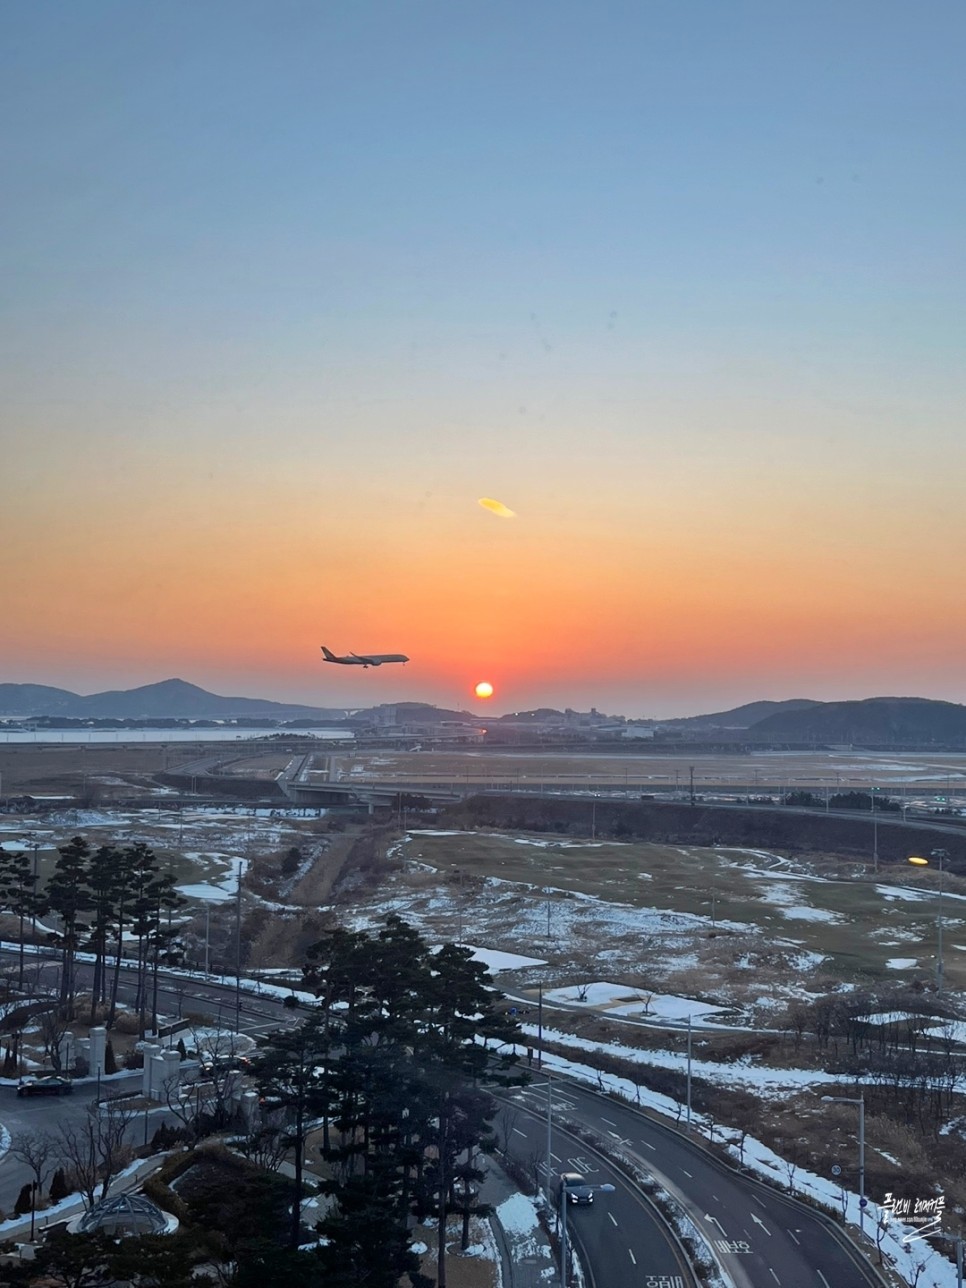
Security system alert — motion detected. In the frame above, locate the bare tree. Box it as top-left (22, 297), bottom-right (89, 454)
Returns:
top-left (493, 1103), bottom-right (520, 1156)
top-left (38, 1006), bottom-right (72, 1073)
top-left (238, 1112), bottom-right (289, 1172)
top-left (56, 1098), bottom-right (137, 1209)
top-left (9, 1128), bottom-right (57, 1239)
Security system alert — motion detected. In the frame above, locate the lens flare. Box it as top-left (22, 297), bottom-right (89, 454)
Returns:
top-left (475, 681), bottom-right (494, 699)
top-left (478, 497), bottom-right (516, 519)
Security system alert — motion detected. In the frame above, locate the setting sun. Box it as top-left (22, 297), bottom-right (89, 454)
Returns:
top-left (474, 681), bottom-right (494, 699)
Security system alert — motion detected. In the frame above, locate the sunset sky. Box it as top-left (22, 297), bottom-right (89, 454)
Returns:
top-left (3, 2), bottom-right (965, 717)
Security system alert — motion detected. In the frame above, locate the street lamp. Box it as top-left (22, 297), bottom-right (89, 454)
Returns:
top-left (822, 1094), bottom-right (866, 1237)
top-left (558, 1178), bottom-right (615, 1285)
top-left (908, 850), bottom-right (948, 997)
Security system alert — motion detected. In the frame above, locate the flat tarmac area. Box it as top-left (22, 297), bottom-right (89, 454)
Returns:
top-left (322, 747), bottom-right (966, 798)
top-left (5, 742), bottom-right (966, 803)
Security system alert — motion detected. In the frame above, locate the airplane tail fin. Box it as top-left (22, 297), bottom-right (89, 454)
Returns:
top-left (321, 646), bottom-right (337, 661)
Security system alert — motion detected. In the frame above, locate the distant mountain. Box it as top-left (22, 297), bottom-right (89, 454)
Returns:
top-left (0, 684), bottom-right (80, 717)
top-left (747, 697), bottom-right (966, 745)
top-left (0, 679), bottom-right (342, 721)
top-left (669, 699), bottom-right (820, 729)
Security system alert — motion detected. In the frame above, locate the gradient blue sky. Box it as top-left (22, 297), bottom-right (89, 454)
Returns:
top-left (3, 3), bottom-right (964, 716)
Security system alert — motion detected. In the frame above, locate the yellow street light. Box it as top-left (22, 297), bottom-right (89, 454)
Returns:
top-left (906, 851), bottom-right (948, 995)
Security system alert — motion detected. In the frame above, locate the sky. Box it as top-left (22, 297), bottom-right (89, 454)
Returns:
top-left (3, 2), bottom-right (965, 718)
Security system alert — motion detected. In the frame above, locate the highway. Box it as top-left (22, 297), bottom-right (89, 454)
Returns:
top-left (501, 1079), bottom-right (697, 1288)
top-left (502, 1075), bottom-right (883, 1288)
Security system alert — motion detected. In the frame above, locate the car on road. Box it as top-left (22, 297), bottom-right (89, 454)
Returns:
top-left (199, 1054), bottom-right (252, 1076)
top-left (558, 1172), bottom-right (595, 1205)
top-left (17, 1075), bottom-right (73, 1098)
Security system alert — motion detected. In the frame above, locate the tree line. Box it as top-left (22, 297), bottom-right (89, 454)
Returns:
top-left (0, 835), bottom-right (185, 1035)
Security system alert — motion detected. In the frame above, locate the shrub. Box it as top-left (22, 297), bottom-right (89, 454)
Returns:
top-left (49, 1169), bottom-right (70, 1204)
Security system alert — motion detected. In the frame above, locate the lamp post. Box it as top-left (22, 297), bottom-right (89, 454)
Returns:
top-left (822, 1094), bottom-right (865, 1237)
top-left (908, 850), bottom-right (948, 996)
top-left (559, 1179), bottom-right (615, 1286)
top-left (686, 1015), bottom-right (693, 1133)
top-left (870, 786), bottom-right (879, 873)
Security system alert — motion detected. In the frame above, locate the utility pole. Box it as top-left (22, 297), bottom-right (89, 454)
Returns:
top-left (686, 1015), bottom-right (692, 1132)
top-left (689, 765), bottom-right (695, 806)
top-left (234, 865), bottom-right (242, 1035)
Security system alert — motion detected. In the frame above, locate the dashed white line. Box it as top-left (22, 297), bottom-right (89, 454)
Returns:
top-left (608, 1213), bottom-right (618, 1227)
top-left (601, 1117), bottom-right (617, 1127)
top-left (628, 1249), bottom-right (637, 1265)
top-left (786, 1229), bottom-right (800, 1245)
top-left (642, 1140), bottom-right (656, 1151)
top-left (681, 1169), bottom-right (693, 1179)
top-left (512, 1128), bottom-right (528, 1138)
top-left (816, 1272), bottom-right (831, 1288)
top-left (769, 1270), bottom-right (781, 1284)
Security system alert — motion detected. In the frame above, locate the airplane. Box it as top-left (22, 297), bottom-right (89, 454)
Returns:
top-left (321, 645), bottom-right (409, 668)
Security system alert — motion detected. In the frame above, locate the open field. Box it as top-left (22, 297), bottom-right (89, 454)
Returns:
top-left (365, 830), bottom-right (966, 1009)
top-left (2, 742), bottom-right (964, 1004)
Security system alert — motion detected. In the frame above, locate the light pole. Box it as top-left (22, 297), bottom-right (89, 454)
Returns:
top-left (870, 786), bottom-right (879, 873)
top-left (822, 1094), bottom-right (865, 1237)
top-left (908, 850), bottom-right (948, 996)
top-left (559, 1179), bottom-right (615, 1285)
top-left (686, 1015), bottom-right (693, 1132)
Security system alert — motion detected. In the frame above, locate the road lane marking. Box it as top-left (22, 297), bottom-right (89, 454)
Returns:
top-left (681, 1169), bottom-right (693, 1178)
top-left (769, 1270), bottom-right (780, 1284)
top-left (786, 1229), bottom-right (800, 1245)
top-left (512, 1128), bottom-right (529, 1138)
top-left (816, 1272), bottom-right (831, 1288)
top-left (601, 1116), bottom-right (617, 1126)
top-left (608, 1212), bottom-right (618, 1227)
top-left (751, 1213), bottom-right (771, 1235)
top-left (628, 1249), bottom-right (637, 1265)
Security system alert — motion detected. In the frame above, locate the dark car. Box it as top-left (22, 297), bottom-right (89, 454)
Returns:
top-left (559, 1172), bottom-right (595, 1205)
top-left (17, 1075), bottom-right (73, 1098)
top-left (199, 1054), bottom-right (252, 1077)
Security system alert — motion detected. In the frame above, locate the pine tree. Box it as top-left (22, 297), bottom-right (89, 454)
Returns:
top-left (14, 1182), bottom-right (33, 1216)
top-left (0, 845), bottom-right (41, 992)
top-left (84, 844), bottom-right (123, 1024)
top-left (44, 836), bottom-right (92, 1013)
top-left (104, 1040), bottom-right (118, 1075)
top-left (290, 915), bottom-right (522, 1288)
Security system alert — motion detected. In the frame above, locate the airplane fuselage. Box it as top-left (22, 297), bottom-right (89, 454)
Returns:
top-left (321, 646), bottom-right (409, 668)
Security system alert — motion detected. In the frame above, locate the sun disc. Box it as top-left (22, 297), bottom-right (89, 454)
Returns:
top-left (474, 681), bottom-right (494, 699)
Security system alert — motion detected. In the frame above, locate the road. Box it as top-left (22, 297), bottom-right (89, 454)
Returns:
top-left (502, 1075), bottom-right (883, 1288)
top-left (0, 954), bottom-right (299, 1212)
top-left (500, 1079), bottom-right (697, 1288)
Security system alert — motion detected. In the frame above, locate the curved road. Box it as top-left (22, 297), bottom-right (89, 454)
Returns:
top-left (502, 1076), bottom-right (883, 1288)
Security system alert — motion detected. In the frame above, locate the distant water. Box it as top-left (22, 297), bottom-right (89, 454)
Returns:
top-left (0, 728), bottom-right (353, 745)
